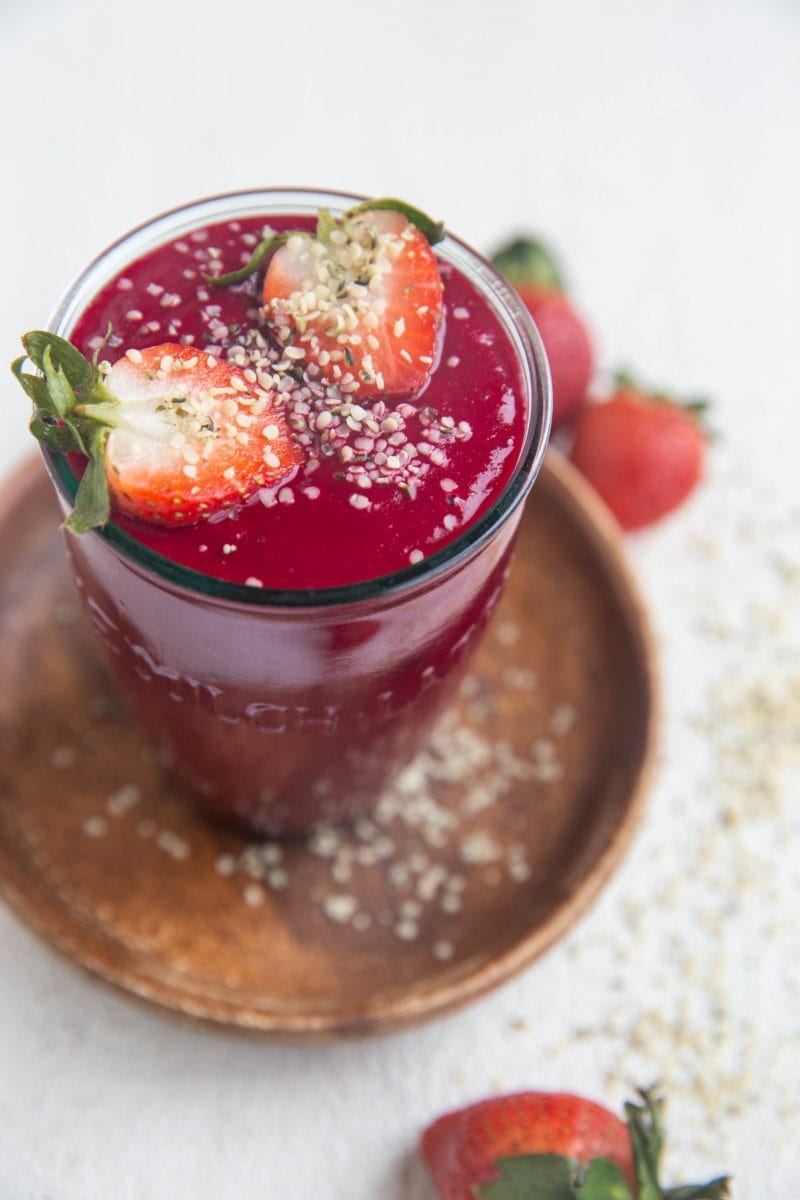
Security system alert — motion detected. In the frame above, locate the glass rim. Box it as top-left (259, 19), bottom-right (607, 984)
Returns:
top-left (46, 187), bottom-right (552, 609)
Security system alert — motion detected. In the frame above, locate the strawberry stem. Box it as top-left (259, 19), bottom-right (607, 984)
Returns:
top-left (346, 198), bottom-right (445, 245)
top-left (74, 401), bottom-right (120, 426)
top-left (625, 1090), bottom-right (731, 1200)
top-left (205, 233), bottom-right (288, 288)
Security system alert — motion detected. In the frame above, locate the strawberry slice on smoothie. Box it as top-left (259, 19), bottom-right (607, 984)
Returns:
top-left (208, 198), bottom-right (446, 400)
top-left (12, 334), bottom-right (298, 531)
top-left (262, 206), bottom-right (444, 399)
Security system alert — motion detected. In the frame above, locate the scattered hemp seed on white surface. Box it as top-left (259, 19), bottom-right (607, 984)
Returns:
top-left (523, 479), bottom-right (800, 1175)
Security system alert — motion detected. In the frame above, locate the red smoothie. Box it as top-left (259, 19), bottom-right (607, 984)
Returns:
top-left (70, 215), bottom-right (527, 590)
top-left (43, 191), bottom-right (549, 834)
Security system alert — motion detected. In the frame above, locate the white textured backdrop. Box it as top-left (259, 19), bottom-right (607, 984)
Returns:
top-left (1, 1), bottom-right (799, 1195)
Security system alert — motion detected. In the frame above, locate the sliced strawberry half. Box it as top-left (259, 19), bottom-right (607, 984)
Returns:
top-left (103, 344), bottom-right (299, 524)
top-left (262, 208), bottom-right (444, 399)
top-left (13, 333), bottom-right (299, 531)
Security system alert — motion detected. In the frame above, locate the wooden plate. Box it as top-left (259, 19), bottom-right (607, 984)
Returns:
top-left (0, 453), bottom-right (657, 1037)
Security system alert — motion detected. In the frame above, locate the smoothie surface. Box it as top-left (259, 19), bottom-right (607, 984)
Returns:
top-left (70, 214), bottom-right (527, 589)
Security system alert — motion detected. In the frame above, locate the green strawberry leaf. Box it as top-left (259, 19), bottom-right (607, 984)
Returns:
top-left (12, 330), bottom-right (122, 533)
top-left (622, 1088), bottom-right (731, 1200)
top-left (65, 415), bottom-right (88, 454)
top-left (64, 426), bottom-right (110, 533)
top-left (29, 411), bottom-right (82, 454)
top-left (492, 237), bottom-right (564, 293)
top-left (625, 1089), bottom-right (664, 1200)
top-left (613, 367), bottom-right (679, 405)
top-left (613, 368), bottom-right (642, 393)
top-left (682, 398), bottom-right (714, 433)
top-left (206, 233), bottom-right (288, 288)
top-left (663, 1179), bottom-right (731, 1199)
top-left (22, 330), bottom-right (94, 397)
top-left (13, 333), bottom-right (115, 448)
top-left (476, 1154), bottom-right (579, 1200)
top-left (11, 356), bottom-right (50, 408)
top-left (612, 370), bottom-right (714, 431)
top-left (579, 1158), bottom-right (635, 1200)
top-left (347, 197), bottom-right (446, 245)
top-left (316, 207), bottom-right (336, 243)
top-left (42, 344), bottom-right (75, 418)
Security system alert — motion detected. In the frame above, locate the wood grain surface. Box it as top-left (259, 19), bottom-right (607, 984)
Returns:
top-left (0, 452), bottom-right (657, 1037)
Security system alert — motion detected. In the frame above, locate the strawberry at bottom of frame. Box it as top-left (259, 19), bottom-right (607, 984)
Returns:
top-left (421, 1087), bottom-right (730, 1199)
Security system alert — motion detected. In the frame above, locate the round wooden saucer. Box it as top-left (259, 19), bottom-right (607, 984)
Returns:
top-left (0, 453), bottom-right (656, 1037)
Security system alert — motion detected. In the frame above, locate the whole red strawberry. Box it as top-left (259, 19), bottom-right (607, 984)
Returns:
top-left (492, 237), bottom-right (593, 429)
top-left (570, 375), bottom-right (707, 530)
top-left (421, 1087), bottom-right (730, 1200)
top-left (423, 1090), bottom-right (634, 1197)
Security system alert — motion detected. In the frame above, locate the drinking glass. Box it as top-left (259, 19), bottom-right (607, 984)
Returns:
top-left (44, 189), bottom-right (551, 834)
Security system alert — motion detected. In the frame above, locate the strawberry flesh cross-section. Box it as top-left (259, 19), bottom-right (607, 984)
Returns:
top-left (103, 344), bottom-right (299, 524)
top-left (262, 208), bottom-right (444, 399)
top-left (13, 333), bottom-right (299, 531)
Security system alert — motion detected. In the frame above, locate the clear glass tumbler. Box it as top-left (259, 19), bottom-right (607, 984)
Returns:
top-left (44, 190), bottom-right (551, 835)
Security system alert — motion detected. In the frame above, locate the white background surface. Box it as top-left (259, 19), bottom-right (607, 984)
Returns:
top-left (1, 0), bottom-right (799, 1196)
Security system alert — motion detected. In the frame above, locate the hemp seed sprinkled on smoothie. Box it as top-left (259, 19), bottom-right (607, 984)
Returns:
top-left (60, 202), bottom-right (525, 588)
